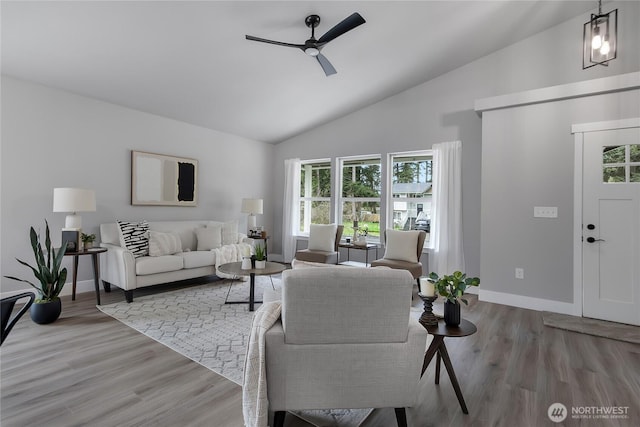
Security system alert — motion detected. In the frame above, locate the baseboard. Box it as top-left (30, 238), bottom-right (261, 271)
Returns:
top-left (479, 289), bottom-right (578, 315)
top-left (0, 279), bottom-right (99, 300)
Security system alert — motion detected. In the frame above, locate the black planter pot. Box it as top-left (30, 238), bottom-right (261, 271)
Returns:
top-left (443, 300), bottom-right (461, 326)
top-left (30, 298), bottom-right (62, 324)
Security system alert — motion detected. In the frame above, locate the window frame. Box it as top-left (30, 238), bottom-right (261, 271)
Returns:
top-left (297, 158), bottom-right (332, 235)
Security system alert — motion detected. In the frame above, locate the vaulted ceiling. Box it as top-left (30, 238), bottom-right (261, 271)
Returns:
top-left (1, 1), bottom-right (597, 143)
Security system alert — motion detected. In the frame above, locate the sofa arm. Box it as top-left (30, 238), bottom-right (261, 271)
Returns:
top-left (100, 243), bottom-right (137, 291)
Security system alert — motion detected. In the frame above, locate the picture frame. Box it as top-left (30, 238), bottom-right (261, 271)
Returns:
top-left (61, 229), bottom-right (80, 252)
top-left (131, 150), bottom-right (198, 206)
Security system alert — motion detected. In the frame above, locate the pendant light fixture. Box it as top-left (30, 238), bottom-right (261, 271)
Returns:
top-left (583, 0), bottom-right (617, 69)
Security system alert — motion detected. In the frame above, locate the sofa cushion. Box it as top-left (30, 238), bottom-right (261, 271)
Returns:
top-left (383, 229), bottom-right (420, 263)
top-left (195, 226), bottom-right (222, 250)
top-left (180, 251), bottom-right (216, 269)
top-left (222, 220), bottom-right (239, 245)
top-left (135, 255), bottom-right (183, 275)
top-left (308, 223), bottom-right (337, 252)
top-left (117, 220), bottom-right (150, 258)
top-left (148, 231), bottom-right (183, 256)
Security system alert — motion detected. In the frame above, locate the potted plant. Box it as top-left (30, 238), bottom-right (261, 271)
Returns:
top-left (428, 271), bottom-right (480, 326)
top-left (254, 243), bottom-right (266, 269)
top-left (4, 220), bottom-right (68, 324)
top-left (81, 232), bottom-right (96, 250)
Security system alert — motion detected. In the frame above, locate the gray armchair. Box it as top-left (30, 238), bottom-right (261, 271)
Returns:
top-left (371, 229), bottom-right (427, 285)
top-left (294, 224), bottom-right (344, 264)
top-left (264, 266), bottom-right (427, 427)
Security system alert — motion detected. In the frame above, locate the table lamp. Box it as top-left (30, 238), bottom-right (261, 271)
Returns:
top-left (53, 188), bottom-right (96, 229)
top-left (241, 198), bottom-right (263, 229)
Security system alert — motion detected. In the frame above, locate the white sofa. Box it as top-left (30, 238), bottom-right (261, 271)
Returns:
top-left (100, 220), bottom-right (249, 303)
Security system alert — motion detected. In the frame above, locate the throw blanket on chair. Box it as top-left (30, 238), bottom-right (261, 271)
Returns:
top-left (214, 243), bottom-right (251, 280)
top-left (243, 301), bottom-right (282, 427)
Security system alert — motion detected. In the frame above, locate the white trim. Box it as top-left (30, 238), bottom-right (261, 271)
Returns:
top-left (572, 131), bottom-right (585, 318)
top-left (0, 279), bottom-right (97, 300)
top-left (571, 117), bottom-right (640, 134)
top-left (479, 289), bottom-right (578, 315)
top-left (475, 72), bottom-right (640, 113)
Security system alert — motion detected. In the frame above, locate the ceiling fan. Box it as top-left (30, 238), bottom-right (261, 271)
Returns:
top-left (245, 12), bottom-right (366, 76)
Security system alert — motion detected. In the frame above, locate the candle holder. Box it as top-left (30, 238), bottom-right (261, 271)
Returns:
top-left (418, 292), bottom-right (438, 327)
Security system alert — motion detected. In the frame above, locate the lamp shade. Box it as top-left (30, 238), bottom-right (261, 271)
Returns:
top-left (53, 188), bottom-right (96, 213)
top-left (241, 198), bottom-right (263, 215)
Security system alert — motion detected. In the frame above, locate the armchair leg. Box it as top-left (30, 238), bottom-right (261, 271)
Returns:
top-left (124, 290), bottom-right (133, 303)
top-left (394, 407), bottom-right (408, 427)
top-left (274, 411), bottom-right (286, 427)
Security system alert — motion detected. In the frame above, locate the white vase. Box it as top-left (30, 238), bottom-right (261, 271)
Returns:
top-left (241, 257), bottom-right (252, 270)
top-left (255, 260), bottom-right (266, 269)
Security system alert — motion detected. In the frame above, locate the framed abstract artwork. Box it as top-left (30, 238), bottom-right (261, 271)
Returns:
top-left (131, 150), bottom-right (198, 206)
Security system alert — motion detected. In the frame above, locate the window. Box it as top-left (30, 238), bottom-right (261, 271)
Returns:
top-left (603, 144), bottom-right (640, 183)
top-left (298, 160), bottom-right (332, 233)
top-left (339, 156), bottom-right (381, 239)
top-left (389, 152), bottom-right (433, 242)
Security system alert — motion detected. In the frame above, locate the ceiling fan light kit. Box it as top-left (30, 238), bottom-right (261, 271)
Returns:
top-left (246, 12), bottom-right (366, 76)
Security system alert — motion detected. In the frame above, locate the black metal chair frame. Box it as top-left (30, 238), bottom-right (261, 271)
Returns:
top-left (1, 292), bottom-right (35, 346)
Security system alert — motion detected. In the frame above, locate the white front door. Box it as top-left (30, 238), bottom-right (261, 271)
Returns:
top-left (582, 125), bottom-right (640, 326)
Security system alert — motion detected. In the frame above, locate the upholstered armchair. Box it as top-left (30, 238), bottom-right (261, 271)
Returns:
top-left (371, 229), bottom-right (427, 285)
top-left (264, 267), bottom-right (427, 427)
top-left (294, 223), bottom-right (344, 264)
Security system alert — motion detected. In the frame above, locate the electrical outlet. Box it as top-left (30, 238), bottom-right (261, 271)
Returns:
top-left (515, 268), bottom-right (524, 279)
top-left (534, 206), bottom-right (558, 218)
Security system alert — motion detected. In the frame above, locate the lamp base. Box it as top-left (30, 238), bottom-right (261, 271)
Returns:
top-left (247, 214), bottom-right (257, 229)
top-left (65, 213), bottom-right (82, 229)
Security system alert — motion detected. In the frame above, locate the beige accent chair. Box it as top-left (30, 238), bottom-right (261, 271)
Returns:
top-left (265, 267), bottom-right (427, 427)
top-left (371, 229), bottom-right (427, 285)
top-left (294, 224), bottom-right (344, 264)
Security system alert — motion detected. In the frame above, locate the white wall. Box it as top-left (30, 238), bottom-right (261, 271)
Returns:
top-left (272, 1), bottom-right (639, 296)
top-left (1, 76), bottom-right (274, 295)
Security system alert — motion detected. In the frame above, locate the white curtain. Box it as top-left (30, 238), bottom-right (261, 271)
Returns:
top-left (430, 140), bottom-right (464, 275)
top-left (282, 158), bottom-right (301, 262)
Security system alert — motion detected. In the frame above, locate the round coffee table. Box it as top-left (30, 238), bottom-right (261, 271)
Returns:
top-left (421, 318), bottom-right (477, 414)
top-left (217, 261), bottom-right (286, 311)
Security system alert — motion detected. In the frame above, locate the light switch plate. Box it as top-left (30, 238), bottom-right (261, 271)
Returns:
top-left (534, 206), bottom-right (558, 218)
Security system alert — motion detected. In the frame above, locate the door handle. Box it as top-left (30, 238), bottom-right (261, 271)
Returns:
top-left (586, 237), bottom-right (605, 243)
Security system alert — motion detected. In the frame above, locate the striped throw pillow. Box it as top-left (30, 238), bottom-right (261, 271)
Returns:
top-left (117, 220), bottom-right (150, 258)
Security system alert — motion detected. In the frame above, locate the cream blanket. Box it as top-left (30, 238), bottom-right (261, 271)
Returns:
top-left (213, 243), bottom-right (251, 280)
top-left (242, 301), bottom-right (282, 427)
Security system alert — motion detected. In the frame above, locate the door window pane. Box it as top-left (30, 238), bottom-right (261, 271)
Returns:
top-left (630, 145), bottom-right (640, 163)
top-left (631, 166), bottom-right (640, 183)
top-left (603, 146), bottom-right (625, 164)
top-left (603, 166), bottom-right (625, 183)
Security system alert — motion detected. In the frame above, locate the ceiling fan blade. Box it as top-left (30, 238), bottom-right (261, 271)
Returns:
top-left (317, 12), bottom-right (365, 44)
top-left (245, 35), bottom-right (304, 49)
top-left (316, 53), bottom-right (337, 76)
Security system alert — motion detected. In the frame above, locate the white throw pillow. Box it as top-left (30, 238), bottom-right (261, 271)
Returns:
top-left (222, 220), bottom-right (238, 245)
top-left (195, 226), bottom-right (222, 251)
top-left (148, 231), bottom-right (183, 256)
top-left (383, 229), bottom-right (420, 263)
top-left (308, 223), bottom-right (338, 252)
top-left (117, 220), bottom-right (150, 258)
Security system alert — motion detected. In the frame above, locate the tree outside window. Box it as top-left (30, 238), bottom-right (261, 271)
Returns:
top-left (340, 157), bottom-right (381, 239)
top-left (298, 160), bottom-right (331, 233)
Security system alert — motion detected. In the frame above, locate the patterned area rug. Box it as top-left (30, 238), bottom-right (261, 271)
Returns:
top-left (98, 277), bottom-right (372, 427)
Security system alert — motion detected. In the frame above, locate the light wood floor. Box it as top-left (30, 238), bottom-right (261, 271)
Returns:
top-left (1, 282), bottom-right (639, 427)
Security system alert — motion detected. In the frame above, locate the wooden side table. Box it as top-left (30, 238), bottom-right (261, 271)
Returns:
top-left (421, 318), bottom-right (477, 414)
top-left (64, 247), bottom-right (108, 305)
top-left (338, 242), bottom-right (378, 266)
